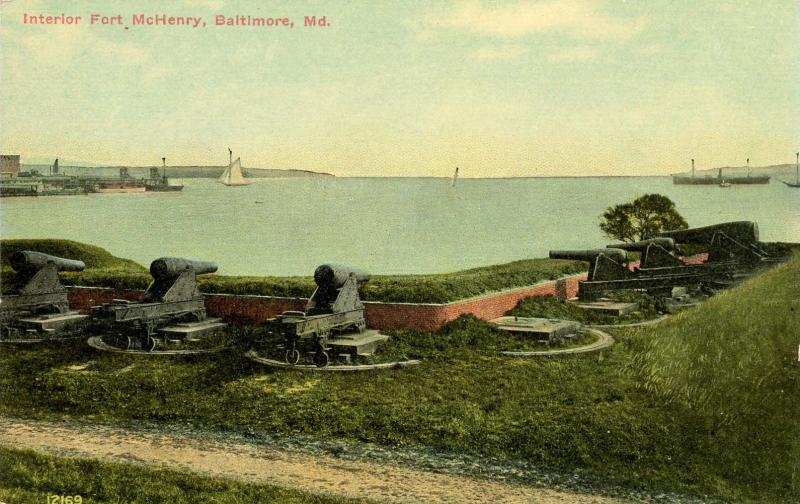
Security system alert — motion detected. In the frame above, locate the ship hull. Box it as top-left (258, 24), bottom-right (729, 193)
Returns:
top-left (145, 184), bottom-right (184, 192)
top-left (97, 185), bottom-right (147, 193)
top-left (673, 176), bottom-right (770, 185)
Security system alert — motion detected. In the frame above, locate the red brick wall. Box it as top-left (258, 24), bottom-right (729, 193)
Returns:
top-left (66, 255), bottom-right (707, 331)
top-left (204, 294), bottom-right (306, 325)
top-left (363, 275), bottom-right (584, 330)
top-left (66, 274), bottom-right (585, 331)
top-left (68, 287), bottom-right (143, 312)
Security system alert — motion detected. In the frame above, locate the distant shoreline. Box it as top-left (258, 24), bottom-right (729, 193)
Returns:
top-left (16, 163), bottom-right (793, 180)
top-left (20, 164), bottom-right (335, 179)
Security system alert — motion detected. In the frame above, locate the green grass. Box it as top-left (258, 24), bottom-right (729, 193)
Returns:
top-left (620, 257), bottom-right (800, 498)
top-left (2, 241), bottom-right (798, 501)
top-left (1, 239), bottom-right (586, 302)
top-left (1, 239), bottom-right (147, 294)
top-left (252, 315), bottom-right (598, 364)
top-left (0, 446), bottom-right (361, 504)
top-left (507, 292), bottom-right (664, 325)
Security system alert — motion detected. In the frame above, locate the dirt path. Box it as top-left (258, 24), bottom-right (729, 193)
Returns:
top-left (0, 417), bottom-right (629, 503)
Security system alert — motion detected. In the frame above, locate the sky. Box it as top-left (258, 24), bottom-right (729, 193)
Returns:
top-left (1, 0), bottom-right (798, 177)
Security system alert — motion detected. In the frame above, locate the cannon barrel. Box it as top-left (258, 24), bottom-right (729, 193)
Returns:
top-left (149, 257), bottom-right (218, 279)
top-left (9, 250), bottom-right (86, 273)
top-left (549, 248), bottom-right (627, 264)
top-left (313, 264), bottom-right (370, 288)
top-left (659, 221), bottom-right (759, 245)
top-left (607, 237), bottom-right (676, 252)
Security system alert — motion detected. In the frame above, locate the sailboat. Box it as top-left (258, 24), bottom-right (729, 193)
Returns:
top-left (451, 167), bottom-right (459, 187)
top-left (781, 152), bottom-right (800, 188)
top-left (219, 149), bottom-right (249, 186)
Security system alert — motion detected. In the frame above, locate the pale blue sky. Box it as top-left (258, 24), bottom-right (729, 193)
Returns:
top-left (1, 0), bottom-right (798, 176)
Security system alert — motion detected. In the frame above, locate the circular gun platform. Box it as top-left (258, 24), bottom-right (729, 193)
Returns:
top-left (87, 336), bottom-right (230, 356)
top-left (588, 314), bottom-right (671, 329)
top-left (246, 350), bottom-right (421, 372)
top-left (500, 328), bottom-right (614, 357)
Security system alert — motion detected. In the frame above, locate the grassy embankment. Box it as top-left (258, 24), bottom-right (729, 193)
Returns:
top-left (0, 239), bottom-right (585, 303)
top-left (0, 446), bottom-right (360, 504)
top-left (508, 292), bottom-right (663, 325)
top-left (0, 247), bottom-right (798, 502)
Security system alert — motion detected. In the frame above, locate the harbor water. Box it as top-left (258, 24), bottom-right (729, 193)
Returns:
top-left (1, 177), bottom-right (798, 276)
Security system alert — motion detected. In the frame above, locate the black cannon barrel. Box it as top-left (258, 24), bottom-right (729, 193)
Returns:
top-left (607, 237), bottom-right (676, 252)
top-left (659, 221), bottom-right (759, 245)
top-left (149, 257), bottom-right (218, 278)
top-left (549, 248), bottom-right (627, 264)
top-left (313, 264), bottom-right (370, 288)
top-left (9, 250), bottom-right (86, 272)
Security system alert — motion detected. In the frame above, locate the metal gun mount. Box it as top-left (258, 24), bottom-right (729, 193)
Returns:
top-left (1, 251), bottom-right (87, 340)
top-left (2, 251), bottom-right (85, 315)
top-left (607, 237), bottom-right (684, 269)
top-left (657, 221), bottom-right (776, 265)
top-left (659, 221), bottom-right (759, 246)
top-left (91, 256), bottom-right (220, 351)
top-left (550, 249), bottom-right (630, 282)
top-left (550, 247), bottom-right (725, 301)
top-left (307, 264), bottom-right (370, 315)
top-left (144, 257), bottom-right (218, 303)
top-left (269, 264), bottom-right (370, 367)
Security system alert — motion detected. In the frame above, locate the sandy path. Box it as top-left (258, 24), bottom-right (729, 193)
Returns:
top-left (0, 417), bottom-right (627, 503)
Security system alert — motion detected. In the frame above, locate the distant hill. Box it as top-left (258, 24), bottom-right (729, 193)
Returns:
top-left (19, 164), bottom-right (335, 179)
top-left (672, 163), bottom-right (798, 182)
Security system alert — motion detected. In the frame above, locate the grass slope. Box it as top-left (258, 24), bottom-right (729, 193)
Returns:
top-left (0, 239), bottom-right (585, 303)
top-left (1, 241), bottom-right (797, 501)
top-left (0, 446), bottom-right (360, 504)
top-left (1, 239), bottom-right (147, 294)
top-left (621, 258), bottom-right (800, 498)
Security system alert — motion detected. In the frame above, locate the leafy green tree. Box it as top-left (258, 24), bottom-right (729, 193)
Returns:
top-left (600, 194), bottom-right (688, 242)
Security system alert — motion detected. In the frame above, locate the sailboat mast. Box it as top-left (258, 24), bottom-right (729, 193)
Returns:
top-left (796, 152), bottom-right (799, 184)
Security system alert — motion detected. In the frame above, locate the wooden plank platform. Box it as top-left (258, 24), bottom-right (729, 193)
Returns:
top-left (158, 318), bottom-right (227, 340)
top-left (328, 330), bottom-right (389, 356)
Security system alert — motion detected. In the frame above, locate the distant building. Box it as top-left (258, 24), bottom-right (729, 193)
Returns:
top-left (1, 154), bottom-right (21, 176)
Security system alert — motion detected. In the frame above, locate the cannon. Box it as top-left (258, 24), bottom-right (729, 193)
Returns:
top-left (550, 247), bottom-right (725, 301)
top-left (659, 221), bottom-right (759, 247)
top-left (268, 264), bottom-right (369, 367)
top-left (657, 221), bottom-right (782, 267)
top-left (0, 251), bottom-right (88, 340)
top-left (91, 257), bottom-right (221, 351)
top-left (9, 250), bottom-right (86, 274)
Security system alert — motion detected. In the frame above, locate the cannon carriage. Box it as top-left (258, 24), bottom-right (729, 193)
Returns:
top-left (657, 221), bottom-right (785, 270)
top-left (550, 221), bottom-right (787, 302)
top-left (91, 257), bottom-right (222, 351)
top-left (550, 246), bottom-right (729, 302)
top-left (0, 251), bottom-right (89, 340)
top-left (268, 264), bottom-right (369, 367)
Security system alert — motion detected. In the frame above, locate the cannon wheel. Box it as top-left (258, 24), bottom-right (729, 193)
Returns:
top-left (285, 348), bottom-right (301, 365)
top-left (146, 336), bottom-right (157, 352)
top-left (314, 350), bottom-right (330, 368)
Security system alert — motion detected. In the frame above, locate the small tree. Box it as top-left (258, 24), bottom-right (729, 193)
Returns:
top-left (600, 194), bottom-right (688, 242)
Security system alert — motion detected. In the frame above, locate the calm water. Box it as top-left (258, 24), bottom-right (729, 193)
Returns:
top-left (1, 177), bottom-right (798, 276)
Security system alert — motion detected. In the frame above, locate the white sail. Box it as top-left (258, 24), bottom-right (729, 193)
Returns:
top-left (219, 157), bottom-right (249, 186)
